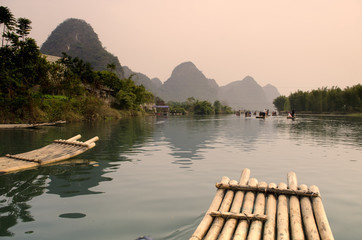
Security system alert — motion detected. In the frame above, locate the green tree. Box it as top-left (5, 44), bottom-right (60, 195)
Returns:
top-left (0, 6), bottom-right (15, 46)
top-left (16, 17), bottom-right (31, 41)
top-left (59, 53), bottom-right (95, 85)
top-left (116, 89), bottom-right (136, 109)
top-left (106, 63), bottom-right (116, 72)
top-left (213, 100), bottom-right (222, 114)
top-left (273, 96), bottom-right (287, 112)
top-left (344, 85), bottom-right (362, 112)
top-left (194, 100), bottom-right (214, 115)
top-left (113, 76), bottom-right (154, 110)
top-left (326, 86), bottom-right (343, 112)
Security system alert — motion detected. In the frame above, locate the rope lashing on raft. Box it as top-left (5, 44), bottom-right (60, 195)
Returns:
top-left (215, 182), bottom-right (320, 197)
top-left (5, 154), bottom-right (41, 163)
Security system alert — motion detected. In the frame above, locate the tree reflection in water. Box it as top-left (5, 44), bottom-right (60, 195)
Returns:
top-left (0, 160), bottom-right (106, 236)
top-left (0, 117), bottom-right (156, 236)
top-left (0, 170), bottom-right (45, 236)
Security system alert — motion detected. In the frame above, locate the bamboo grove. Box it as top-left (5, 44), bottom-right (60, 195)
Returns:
top-left (273, 85), bottom-right (362, 114)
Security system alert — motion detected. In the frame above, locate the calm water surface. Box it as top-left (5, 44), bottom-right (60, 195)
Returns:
top-left (0, 115), bottom-right (361, 239)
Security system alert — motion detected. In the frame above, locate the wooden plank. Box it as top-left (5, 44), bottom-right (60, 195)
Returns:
top-left (218, 168), bottom-right (251, 240)
top-left (189, 176), bottom-right (230, 240)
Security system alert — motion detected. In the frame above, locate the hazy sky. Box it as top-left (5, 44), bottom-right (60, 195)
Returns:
top-left (3, 0), bottom-right (362, 95)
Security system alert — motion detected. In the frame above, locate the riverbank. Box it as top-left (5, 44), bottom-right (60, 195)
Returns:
top-left (0, 94), bottom-right (151, 124)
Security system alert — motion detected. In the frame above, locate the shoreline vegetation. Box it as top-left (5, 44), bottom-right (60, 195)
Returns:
top-left (0, 7), bottom-right (233, 124)
top-left (0, 7), bottom-right (153, 124)
top-left (273, 85), bottom-right (362, 115)
top-left (1, 7), bottom-right (360, 124)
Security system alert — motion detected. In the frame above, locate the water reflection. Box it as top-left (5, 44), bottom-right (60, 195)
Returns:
top-left (277, 115), bottom-right (362, 147)
top-left (0, 118), bottom-right (157, 236)
top-left (46, 162), bottom-right (111, 197)
top-left (160, 117), bottom-right (219, 165)
top-left (0, 115), bottom-right (361, 239)
top-left (0, 170), bottom-right (46, 236)
top-left (158, 116), bottom-right (277, 167)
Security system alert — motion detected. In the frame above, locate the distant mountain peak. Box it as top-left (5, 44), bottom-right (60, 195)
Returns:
top-left (41, 18), bottom-right (124, 78)
top-left (170, 61), bottom-right (200, 77)
top-left (242, 75), bottom-right (257, 84)
top-left (263, 83), bottom-right (281, 103)
top-left (160, 61), bottom-right (218, 102)
top-left (175, 61), bottom-right (196, 69)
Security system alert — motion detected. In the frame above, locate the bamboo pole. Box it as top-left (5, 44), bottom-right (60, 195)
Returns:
top-left (233, 178), bottom-right (258, 240)
top-left (247, 181), bottom-right (268, 240)
top-left (309, 185), bottom-right (334, 240)
top-left (66, 134), bottom-right (82, 141)
top-left (204, 179), bottom-right (238, 240)
top-left (277, 182), bottom-right (289, 240)
top-left (287, 172), bottom-right (305, 240)
top-left (209, 211), bottom-right (267, 221)
top-left (215, 183), bottom-right (318, 197)
top-left (190, 176), bottom-right (230, 240)
top-left (84, 136), bottom-right (99, 145)
top-left (299, 184), bottom-right (320, 240)
top-left (263, 182), bottom-right (277, 240)
top-left (219, 168), bottom-right (251, 240)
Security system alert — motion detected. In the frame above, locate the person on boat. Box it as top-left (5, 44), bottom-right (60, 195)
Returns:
top-left (288, 112), bottom-right (293, 118)
top-left (291, 109), bottom-right (295, 117)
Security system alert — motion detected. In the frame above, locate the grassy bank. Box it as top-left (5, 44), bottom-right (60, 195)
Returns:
top-left (0, 95), bottom-right (146, 124)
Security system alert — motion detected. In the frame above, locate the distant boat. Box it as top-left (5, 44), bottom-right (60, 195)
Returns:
top-left (287, 112), bottom-right (295, 120)
top-left (256, 111), bottom-right (266, 119)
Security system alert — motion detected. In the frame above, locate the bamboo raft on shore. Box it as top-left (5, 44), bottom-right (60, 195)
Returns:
top-left (190, 168), bottom-right (334, 240)
top-left (0, 134), bottom-right (99, 175)
top-left (0, 120), bottom-right (66, 129)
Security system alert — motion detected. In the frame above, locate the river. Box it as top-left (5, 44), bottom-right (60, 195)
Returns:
top-left (0, 115), bottom-right (361, 239)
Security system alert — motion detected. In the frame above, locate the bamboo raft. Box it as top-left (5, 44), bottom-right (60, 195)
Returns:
top-left (0, 134), bottom-right (99, 174)
top-left (0, 120), bottom-right (66, 129)
top-left (190, 168), bottom-right (334, 240)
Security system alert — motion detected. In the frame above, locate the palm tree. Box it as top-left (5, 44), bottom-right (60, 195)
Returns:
top-left (16, 17), bottom-right (32, 41)
top-left (0, 6), bottom-right (15, 46)
top-left (106, 63), bottom-right (116, 72)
